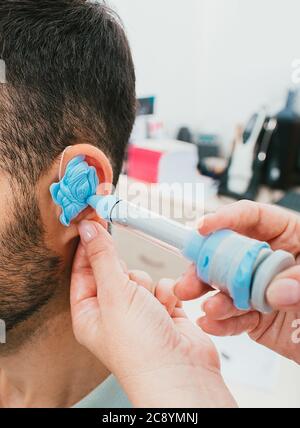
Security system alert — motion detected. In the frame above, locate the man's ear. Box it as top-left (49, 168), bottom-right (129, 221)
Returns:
top-left (43, 144), bottom-right (113, 247)
top-left (58, 144), bottom-right (113, 225)
top-left (60, 144), bottom-right (113, 195)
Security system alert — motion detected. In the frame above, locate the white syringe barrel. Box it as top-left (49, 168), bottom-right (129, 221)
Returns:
top-left (111, 200), bottom-right (193, 251)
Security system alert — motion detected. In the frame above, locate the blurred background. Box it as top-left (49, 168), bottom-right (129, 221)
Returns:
top-left (112, 0), bottom-right (300, 147)
top-left (108, 0), bottom-right (300, 408)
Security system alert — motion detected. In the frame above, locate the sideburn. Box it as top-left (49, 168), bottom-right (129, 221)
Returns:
top-left (0, 184), bottom-right (62, 334)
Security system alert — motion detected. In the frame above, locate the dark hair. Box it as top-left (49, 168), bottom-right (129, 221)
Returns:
top-left (0, 0), bottom-right (136, 187)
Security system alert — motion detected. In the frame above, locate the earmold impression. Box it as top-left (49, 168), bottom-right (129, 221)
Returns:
top-left (50, 155), bottom-right (99, 227)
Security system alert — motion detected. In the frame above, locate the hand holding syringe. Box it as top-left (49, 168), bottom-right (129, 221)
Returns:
top-left (50, 154), bottom-right (295, 315)
top-left (88, 195), bottom-right (295, 314)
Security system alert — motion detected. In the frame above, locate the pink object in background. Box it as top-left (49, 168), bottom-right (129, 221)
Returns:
top-left (127, 140), bottom-right (200, 185)
top-left (127, 145), bottom-right (163, 183)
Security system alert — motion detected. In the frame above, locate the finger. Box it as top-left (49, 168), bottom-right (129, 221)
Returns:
top-left (176, 300), bottom-right (183, 308)
top-left (71, 243), bottom-right (96, 308)
top-left (78, 220), bottom-right (128, 300)
top-left (198, 200), bottom-right (291, 242)
top-left (174, 264), bottom-right (212, 301)
top-left (203, 292), bottom-right (250, 321)
top-left (70, 243), bottom-right (100, 344)
top-left (128, 270), bottom-right (155, 295)
top-left (198, 201), bottom-right (260, 235)
top-left (72, 241), bottom-right (91, 273)
top-left (266, 265), bottom-right (300, 311)
top-left (155, 278), bottom-right (178, 315)
top-left (198, 312), bottom-right (260, 337)
top-left (172, 308), bottom-right (188, 319)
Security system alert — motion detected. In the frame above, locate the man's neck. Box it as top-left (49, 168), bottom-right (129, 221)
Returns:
top-left (0, 305), bottom-right (109, 408)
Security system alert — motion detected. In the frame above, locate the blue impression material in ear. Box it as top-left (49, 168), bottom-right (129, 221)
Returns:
top-left (50, 155), bottom-right (99, 227)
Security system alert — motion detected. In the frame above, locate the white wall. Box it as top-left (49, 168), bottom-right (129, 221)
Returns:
top-left (110, 0), bottom-right (300, 150)
top-left (110, 0), bottom-right (202, 136)
top-left (198, 0), bottom-right (300, 151)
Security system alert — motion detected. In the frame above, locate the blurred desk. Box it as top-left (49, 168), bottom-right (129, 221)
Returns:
top-left (195, 184), bottom-right (286, 213)
top-left (116, 174), bottom-right (286, 216)
top-left (113, 175), bottom-right (300, 408)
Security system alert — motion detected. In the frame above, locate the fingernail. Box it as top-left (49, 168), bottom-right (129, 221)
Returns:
top-left (78, 221), bottom-right (98, 243)
top-left (267, 278), bottom-right (300, 306)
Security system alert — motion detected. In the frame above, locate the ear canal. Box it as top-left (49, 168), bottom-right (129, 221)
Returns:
top-left (50, 155), bottom-right (100, 227)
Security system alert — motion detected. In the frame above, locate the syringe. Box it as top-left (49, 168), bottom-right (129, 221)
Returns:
top-left (88, 195), bottom-right (296, 314)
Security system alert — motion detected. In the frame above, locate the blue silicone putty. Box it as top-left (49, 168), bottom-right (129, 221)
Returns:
top-left (50, 155), bottom-right (99, 227)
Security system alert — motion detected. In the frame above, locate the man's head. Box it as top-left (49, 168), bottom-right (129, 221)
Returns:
top-left (0, 0), bottom-right (136, 347)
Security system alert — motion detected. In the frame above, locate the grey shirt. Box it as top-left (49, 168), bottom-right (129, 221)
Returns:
top-left (73, 375), bottom-right (132, 408)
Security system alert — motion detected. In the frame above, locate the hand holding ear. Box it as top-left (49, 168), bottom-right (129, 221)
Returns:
top-left (175, 201), bottom-right (300, 365)
top-left (70, 220), bottom-right (236, 408)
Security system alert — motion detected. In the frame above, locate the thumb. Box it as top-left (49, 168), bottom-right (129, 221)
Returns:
top-left (78, 220), bottom-right (129, 301)
top-left (266, 265), bottom-right (300, 311)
